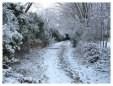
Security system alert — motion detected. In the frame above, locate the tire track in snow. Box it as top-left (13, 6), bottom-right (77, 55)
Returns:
top-left (57, 41), bottom-right (82, 83)
top-left (58, 41), bottom-right (100, 83)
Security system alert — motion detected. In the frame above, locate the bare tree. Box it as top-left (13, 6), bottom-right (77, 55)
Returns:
top-left (25, 3), bottom-right (32, 13)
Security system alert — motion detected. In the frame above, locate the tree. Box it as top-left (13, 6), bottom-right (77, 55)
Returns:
top-left (25, 3), bottom-right (32, 13)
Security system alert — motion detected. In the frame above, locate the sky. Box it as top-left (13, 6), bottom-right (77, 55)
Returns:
top-left (29, 2), bottom-right (55, 13)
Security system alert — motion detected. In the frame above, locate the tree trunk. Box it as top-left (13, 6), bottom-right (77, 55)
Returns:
top-left (25, 3), bottom-right (32, 13)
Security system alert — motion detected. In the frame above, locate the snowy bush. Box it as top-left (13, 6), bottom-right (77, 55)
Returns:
top-left (3, 68), bottom-right (37, 83)
top-left (76, 42), bottom-right (100, 64)
top-left (18, 12), bottom-right (48, 46)
top-left (50, 29), bottom-right (64, 41)
top-left (3, 3), bottom-right (48, 63)
top-left (3, 3), bottom-right (23, 61)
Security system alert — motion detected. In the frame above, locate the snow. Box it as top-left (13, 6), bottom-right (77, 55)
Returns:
top-left (47, 41), bottom-right (110, 83)
top-left (3, 4), bottom-right (23, 54)
top-left (3, 3), bottom-right (110, 84)
top-left (3, 41), bottom-right (110, 83)
top-left (61, 41), bottom-right (110, 83)
top-left (43, 42), bottom-right (73, 83)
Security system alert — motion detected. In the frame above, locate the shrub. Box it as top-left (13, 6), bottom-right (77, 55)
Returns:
top-left (3, 3), bottom-right (47, 64)
top-left (76, 42), bottom-right (100, 64)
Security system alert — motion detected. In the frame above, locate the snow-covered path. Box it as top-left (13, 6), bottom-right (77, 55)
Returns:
top-left (43, 42), bottom-right (73, 83)
top-left (3, 41), bottom-right (110, 83)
